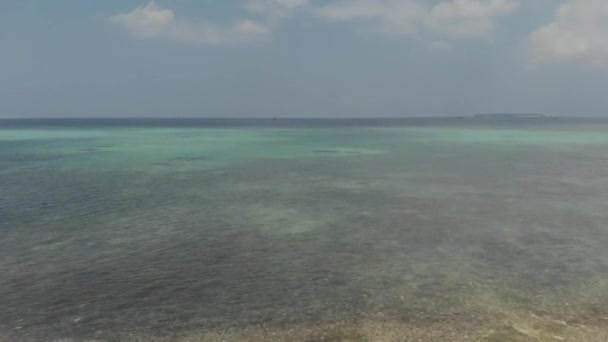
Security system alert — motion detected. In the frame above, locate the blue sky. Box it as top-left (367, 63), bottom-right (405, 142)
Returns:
top-left (1, 0), bottom-right (607, 117)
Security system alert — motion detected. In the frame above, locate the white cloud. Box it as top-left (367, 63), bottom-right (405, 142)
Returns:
top-left (427, 0), bottom-right (519, 38)
top-left (314, 0), bottom-right (519, 38)
top-left (109, 0), bottom-right (520, 46)
top-left (109, 1), bottom-right (270, 45)
top-left (314, 0), bottom-right (424, 35)
top-left (245, 0), bottom-right (309, 20)
top-left (528, 0), bottom-right (608, 68)
top-left (243, 0), bottom-right (309, 30)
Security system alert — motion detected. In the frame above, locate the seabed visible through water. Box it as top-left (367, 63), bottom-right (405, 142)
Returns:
top-left (1, 118), bottom-right (608, 341)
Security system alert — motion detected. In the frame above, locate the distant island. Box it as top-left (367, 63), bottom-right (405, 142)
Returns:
top-left (473, 113), bottom-right (547, 119)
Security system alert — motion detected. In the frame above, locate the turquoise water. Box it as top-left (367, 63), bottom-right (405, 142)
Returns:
top-left (1, 119), bottom-right (608, 341)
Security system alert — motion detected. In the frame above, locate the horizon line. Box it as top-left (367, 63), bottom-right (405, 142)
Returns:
top-left (0, 114), bottom-right (588, 120)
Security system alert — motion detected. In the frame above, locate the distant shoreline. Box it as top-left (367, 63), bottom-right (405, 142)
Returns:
top-left (473, 113), bottom-right (547, 119)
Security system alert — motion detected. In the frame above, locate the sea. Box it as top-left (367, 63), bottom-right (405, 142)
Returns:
top-left (1, 118), bottom-right (608, 341)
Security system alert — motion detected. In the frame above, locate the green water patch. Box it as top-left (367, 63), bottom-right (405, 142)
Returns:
top-left (373, 126), bottom-right (608, 146)
top-left (0, 127), bottom-right (384, 173)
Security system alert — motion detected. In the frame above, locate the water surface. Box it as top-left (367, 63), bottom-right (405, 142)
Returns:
top-left (1, 118), bottom-right (608, 341)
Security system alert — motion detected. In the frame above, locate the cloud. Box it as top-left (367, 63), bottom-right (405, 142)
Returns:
top-left (314, 0), bottom-right (424, 35)
top-left (528, 0), bottom-right (608, 68)
top-left (314, 0), bottom-right (519, 38)
top-left (244, 0), bottom-right (309, 20)
top-left (427, 0), bottom-right (519, 38)
top-left (109, 1), bottom-right (270, 45)
top-left (110, 0), bottom-right (519, 46)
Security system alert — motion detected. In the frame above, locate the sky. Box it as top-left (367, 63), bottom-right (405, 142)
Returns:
top-left (1, 0), bottom-right (607, 118)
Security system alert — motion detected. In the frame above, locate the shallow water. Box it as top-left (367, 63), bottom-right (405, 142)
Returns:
top-left (1, 118), bottom-right (608, 341)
